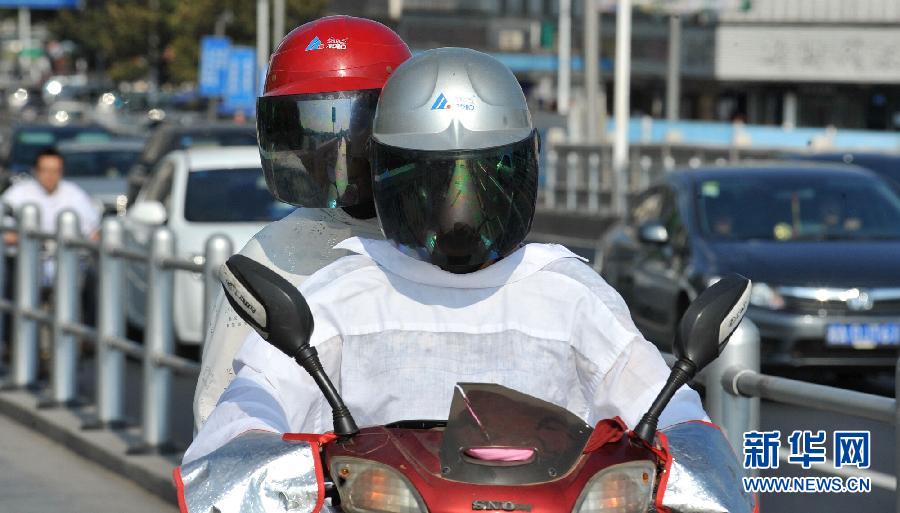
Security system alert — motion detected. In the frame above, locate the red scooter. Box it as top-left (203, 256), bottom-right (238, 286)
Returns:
top-left (186, 256), bottom-right (754, 513)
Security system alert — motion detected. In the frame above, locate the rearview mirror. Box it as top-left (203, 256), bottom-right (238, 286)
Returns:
top-left (129, 201), bottom-right (167, 225)
top-left (674, 274), bottom-right (752, 370)
top-left (634, 274), bottom-right (751, 442)
top-left (220, 254), bottom-right (358, 438)
top-left (638, 221), bottom-right (669, 245)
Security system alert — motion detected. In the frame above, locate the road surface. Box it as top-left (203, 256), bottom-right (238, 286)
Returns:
top-left (0, 414), bottom-right (176, 513)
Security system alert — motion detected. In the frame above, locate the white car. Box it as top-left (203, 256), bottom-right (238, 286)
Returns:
top-left (123, 146), bottom-right (295, 346)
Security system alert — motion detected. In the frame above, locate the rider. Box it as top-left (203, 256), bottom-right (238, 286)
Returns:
top-left (184, 48), bottom-right (707, 463)
top-left (192, 16), bottom-right (411, 431)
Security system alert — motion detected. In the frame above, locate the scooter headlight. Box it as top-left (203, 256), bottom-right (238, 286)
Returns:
top-left (331, 457), bottom-right (428, 513)
top-left (572, 461), bottom-right (656, 513)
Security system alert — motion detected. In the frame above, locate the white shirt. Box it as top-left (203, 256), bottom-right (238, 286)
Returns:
top-left (184, 237), bottom-right (707, 464)
top-left (1, 178), bottom-right (100, 236)
top-left (193, 208), bottom-right (383, 432)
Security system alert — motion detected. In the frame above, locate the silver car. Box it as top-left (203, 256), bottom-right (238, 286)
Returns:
top-left (122, 146), bottom-right (295, 346)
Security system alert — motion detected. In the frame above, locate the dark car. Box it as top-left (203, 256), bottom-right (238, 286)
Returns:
top-left (0, 123), bottom-right (114, 178)
top-left (785, 152), bottom-right (900, 190)
top-left (126, 123), bottom-right (258, 202)
top-left (57, 139), bottom-right (145, 214)
top-left (597, 162), bottom-right (900, 369)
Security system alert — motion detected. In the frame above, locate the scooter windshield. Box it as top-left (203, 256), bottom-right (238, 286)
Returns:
top-left (438, 383), bottom-right (593, 485)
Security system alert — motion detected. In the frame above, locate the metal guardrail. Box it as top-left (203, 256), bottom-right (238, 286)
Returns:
top-left (0, 204), bottom-right (233, 451)
top-left (0, 202), bottom-right (896, 507)
top-left (540, 142), bottom-right (788, 216)
top-left (669, 320), bottom-right (898, 498)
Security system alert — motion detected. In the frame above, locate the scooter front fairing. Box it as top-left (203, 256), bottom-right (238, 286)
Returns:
top-left (175, 384), bottom-right (755, 513)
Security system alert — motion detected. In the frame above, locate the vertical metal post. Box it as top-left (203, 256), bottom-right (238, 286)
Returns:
top-left (545, 149), bottom-right (558, 210)
top-left (12, 204), bottom-right (40, 388)
top-left (566, 152), bottom-right (580, 212)
top-left (202, 235), bottom-right (232, 345)
top-left (272, 0), bottom-right (285, 49)
top-left (587, 153), bottom-right (601, 213)
top-left (612, 0), bottom-right (632, 216)
top-left (584, 0), bottom-right (600, 142)
top-left (705, 318), bottom-right (761, 456)
top-left (782, 90), bottom-right (798, 129)
top-left (148, 0), bottom-right (160, 106)
top-left (50, 211), bottom-right (80, 405)
top-left (256, 0), bottom-right (271, 89)
top-left (388, 0), bottom-right (404, 19)
top-left (18, 7), bottom-right (30, 82)
top-left (666, 15), bottom-right (682, 122)
top-left (140, 227), bottom-right (175, 451)
top-left (556, 0), bottom-right (571, 115)
top-left (94, 218), bottom-right (126, 427)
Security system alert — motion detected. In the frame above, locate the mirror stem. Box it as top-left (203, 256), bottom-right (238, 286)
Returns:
top-left (294, 344), bottom-right (359, 439)
top-left (634, 359), bottom-right (695, 443)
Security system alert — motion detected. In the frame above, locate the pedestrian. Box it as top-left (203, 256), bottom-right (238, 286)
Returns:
top-left (1, 146), bottom-right (101, 368)
top-left (2, 147), bottom-right (100, 244)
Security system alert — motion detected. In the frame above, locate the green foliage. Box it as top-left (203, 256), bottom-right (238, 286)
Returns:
top-left (51, 0), bottom-right (327, 84)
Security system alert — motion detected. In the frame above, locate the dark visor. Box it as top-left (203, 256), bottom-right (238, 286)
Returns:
top-left (371, 131), bottom-right (539, 274)
top-left (257, 89), bottom-right (379, 208)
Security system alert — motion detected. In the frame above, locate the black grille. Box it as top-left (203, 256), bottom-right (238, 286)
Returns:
top-left (782, 296), bottom-right (900, 316)
top-left (792, 338), bottom-right (900, 358)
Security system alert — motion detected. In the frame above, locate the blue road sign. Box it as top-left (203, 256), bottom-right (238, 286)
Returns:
top-left (199, 36), bottom-right (231, 97)
top-left (0, 0), bottom-right (79, 7)
top-left (222, 46), bottom-right (257, 114)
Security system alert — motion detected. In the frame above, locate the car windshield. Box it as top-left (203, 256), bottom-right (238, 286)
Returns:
top-left (696, 174), bottom-right (900, 241)
top-left (9, 128), bottom-right (111, 169)
top-left (61, 149), bottom-right (142, 178)
top-left (183, 168), bottom-right (294, 223)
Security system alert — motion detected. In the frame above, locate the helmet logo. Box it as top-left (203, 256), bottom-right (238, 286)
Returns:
top-left (431, 93), bottom-right (475, 111)
top-left (431, 93), bottom-right (451, 110)
top-left (306, 36), bottom-right (324, 51)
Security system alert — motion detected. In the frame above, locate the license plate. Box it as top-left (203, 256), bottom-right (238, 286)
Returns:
top-left (826, 323), bottom-right (900, 348)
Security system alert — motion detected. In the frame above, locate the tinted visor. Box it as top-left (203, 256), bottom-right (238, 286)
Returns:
top-left (372, 131), bottom-right (539, 274)
top-left (257, 89), bottom-right (379, 208)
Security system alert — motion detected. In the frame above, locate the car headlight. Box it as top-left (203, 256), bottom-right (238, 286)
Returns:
top-left (749, 282), bottom-right (785, 310)
top-left (572, 461), bottom-right (656, 513)
top-left (331, 457), bottom-right (428, 513)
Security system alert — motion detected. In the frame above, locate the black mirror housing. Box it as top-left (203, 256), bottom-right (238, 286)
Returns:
top-left (674, 274), bottom-right (752, 372)
top-left (220, 254), bottom-right (314, 360)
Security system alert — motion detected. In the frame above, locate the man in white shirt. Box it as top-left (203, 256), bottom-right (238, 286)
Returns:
top-left (2, 147), bottom-right (100, 242)
top-left (184, 48), bottom-right (707, 464)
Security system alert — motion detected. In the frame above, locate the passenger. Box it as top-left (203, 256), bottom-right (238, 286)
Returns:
top-left (192, 16), bottom-right (411, 432)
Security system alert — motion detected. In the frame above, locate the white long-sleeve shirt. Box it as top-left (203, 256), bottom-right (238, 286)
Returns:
top-left (1, 179), bottom-right (100, 236)
top-left (193, 208), bottom-right (382, 432)
top-left (184, 237), bottom-right (707, 464)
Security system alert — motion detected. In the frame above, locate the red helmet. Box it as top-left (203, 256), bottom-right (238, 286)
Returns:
top-left (257, 16), bottom-right (410, 212)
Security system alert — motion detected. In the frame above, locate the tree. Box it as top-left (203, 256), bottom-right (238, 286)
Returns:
top-left (52, 0), bottom-right (326, 85)
top-left (166, 0), bottom-right (327, 84)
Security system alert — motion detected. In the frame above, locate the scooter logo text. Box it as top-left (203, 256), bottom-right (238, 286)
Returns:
top-left (472, 500), bottom-right (532, 511)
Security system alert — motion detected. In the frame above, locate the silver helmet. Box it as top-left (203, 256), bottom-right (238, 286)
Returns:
top-left (370, 47), bottom-right (539, 274)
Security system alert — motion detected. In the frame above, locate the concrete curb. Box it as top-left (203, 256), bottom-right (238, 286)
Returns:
top-left (0, 388), bottom-right (179, 505)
